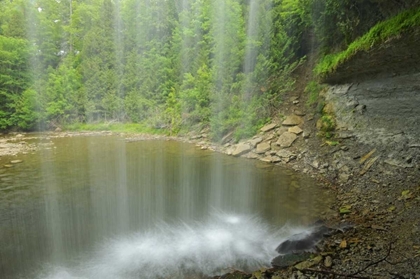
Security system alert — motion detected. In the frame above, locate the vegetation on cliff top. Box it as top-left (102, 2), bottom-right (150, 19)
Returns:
top-left (315, 7), bottom-right (420, 80)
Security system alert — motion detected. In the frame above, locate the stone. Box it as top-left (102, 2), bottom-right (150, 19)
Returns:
top-left (346, 99), bottom-right (359, 108)
top-left (303, 132), bottom-right (310, 139)
top-left (277, 149), bottom-right (294, 159)
top-left (271, 253), bottom-right (312, 269)
top-left (260, 123), bottom-right (277, 133)
top-left (275, 225), bottom-right (330, 254)
top-left (270, 142), bottom-right (281, 151)
top-left (221, 131), bottom-right (234, 144)
top-left (288, 126), bottom-right (303, 135)
top-left (4, 164), bottom-right (14, 168)
top-left (294, 255), bottom-right (323, 270)
top-left (384, 159), bottom-right (414, 168)
top-left (294, 110), bottom-right (306, 116)
top-left (256, 142), bottom-right (271, 154)
top-left (271, 156), bottom-right (281, 163)
top-left (282, 115), bottom-right (303, 126)
top-left (245, 152), bottom-right (258, 159)
top-left (324, 256), bottom-right (333, 268)
top-left (260, 156), bottom-right (273, 163)
top-left (191, 135), bottom-right (203, 140)
top-left (355, 104), bottom-right (366, 114)
top-left (311, 160), bottom-right (320, 169)
top-left (55, 127), bottom-right (62, 132)
top-left (10, 160), bottom-right (23, 164)
top-left (276, 132), bottom-right (297, 148)
top-left (232, 143), bottom-right (252, 157)
top-left (259, 155), bottom-right (281, 163)
top-left (249, 137), bottom-right (263, 148)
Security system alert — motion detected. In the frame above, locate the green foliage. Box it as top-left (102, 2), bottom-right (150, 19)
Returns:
top-left (0, 35), bottom-right (33, 130)
top-left (305, 80), bottom-right (326, 106)
top-left (317, 114), bottom-right (335, 139)
top-left (315, 7), bottom-right (420, 79)
top-left (1, 0), bottom-right (415, 139)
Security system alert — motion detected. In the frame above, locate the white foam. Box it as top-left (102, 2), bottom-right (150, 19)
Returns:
top-left (38, 212), bottom-right (302, 279)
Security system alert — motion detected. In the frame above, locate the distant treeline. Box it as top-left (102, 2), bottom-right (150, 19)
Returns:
top-left (0, 0), bottom-right (416, 139)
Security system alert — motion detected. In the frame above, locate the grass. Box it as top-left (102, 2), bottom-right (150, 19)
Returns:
top-left (64, 122), bottom-right (168, 135)
top-left (305, 80), bottom-right (327, 106)
top-left (314, 7), bottom-right (420, 79)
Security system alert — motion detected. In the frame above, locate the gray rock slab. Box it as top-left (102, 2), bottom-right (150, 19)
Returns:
top-left (288, 126), bottom-right (303, 135)
top-left (260, 123), bottom-right (277, 133)
top-left (256, 142), bottom-right (271, 154)
top-left (249, 137), bottom-right (263, 148)
top-left (232, 143), bottom-right (252, 157)
top-left (277, 149), bottom-right (294, 158)
top-left (282, 115), bottom-right (303, 126)
top-left (276, 132), bottom-right (297, 148)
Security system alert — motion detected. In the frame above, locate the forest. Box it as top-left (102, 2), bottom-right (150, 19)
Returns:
top-left (0, 0), bottom-right (418, 140)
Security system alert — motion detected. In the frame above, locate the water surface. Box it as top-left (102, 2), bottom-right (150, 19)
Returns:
top-left (0, 135), bottom-right (332, 278)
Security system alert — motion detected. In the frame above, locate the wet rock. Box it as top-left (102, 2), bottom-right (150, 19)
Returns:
top-left (294, 255), bottom-right (323, 270)
top-left (276, 132), bottom-right (297, 148)
top-left (271, 253), bottom-right (312, 269)
top-left (260, 123), bottom-right (277, 133)
top-left (275, 226), bottom-right (330, 254)
top-left (232, 143), bottom-right (252, 157)
top-left (256, 142), bottom-right (271, 154)
top-left (282, 115), bottom-right (303, 126)
top-left (220, 271), bottom-right (251, 279)
top-left (10, 160), bottom-right (23, 164)
top-left (288, 126), bottom-right (303, 135)
top-left (4, 164), bottom-right (14, 168)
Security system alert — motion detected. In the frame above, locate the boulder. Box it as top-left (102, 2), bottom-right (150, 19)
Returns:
top-left (232, 143), bottom-right (252, 157)
top-left (276, 132), bottom-right (297, 148)
top-left (249, 137), bottom-right (263, 148)
top-left (275, 225), bottom-right (330, 255)
top-left (271, 253), bottom-right (312, 269)
top-left (282, 115), bottom-right (303, 126)
top-left (255, 142), bottom-right (271, 154)
top-left (260, 123), bottom-right (277, 133)
top-left (288, 126), bottom-right (303, 135)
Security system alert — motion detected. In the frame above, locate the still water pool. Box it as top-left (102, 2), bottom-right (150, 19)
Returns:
top-left (0, 135), bottom-right (332, 278)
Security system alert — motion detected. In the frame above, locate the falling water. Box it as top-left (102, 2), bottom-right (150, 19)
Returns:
top-left (38, 212), bottom-right (298, 279)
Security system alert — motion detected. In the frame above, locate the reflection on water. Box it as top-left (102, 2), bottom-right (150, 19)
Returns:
top-left (0, 135), bottom-right (332, 278)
